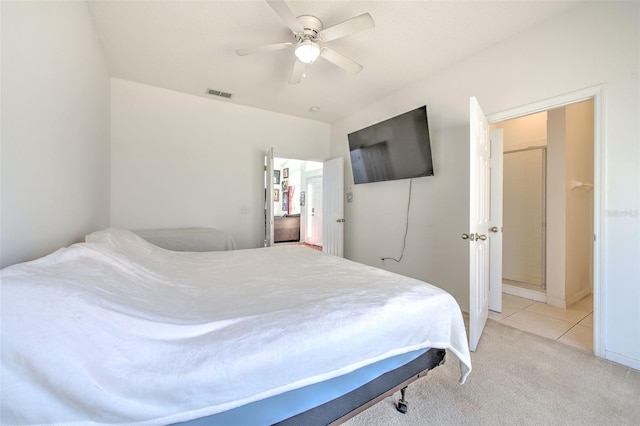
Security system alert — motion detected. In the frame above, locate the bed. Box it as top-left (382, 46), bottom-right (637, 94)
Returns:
top-left (1, 228), bottom-right (471, 425)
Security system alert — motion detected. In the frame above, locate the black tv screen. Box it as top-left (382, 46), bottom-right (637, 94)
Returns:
top-left (347, 106), bottom-right (434, 184)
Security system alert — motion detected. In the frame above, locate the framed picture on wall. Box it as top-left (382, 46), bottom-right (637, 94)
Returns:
top-left (273, 170), bottom-right (281, 185)
top-left (283, 168), bottom-right (289, 178)
top-left (273, 189), bottom-right (280, 202)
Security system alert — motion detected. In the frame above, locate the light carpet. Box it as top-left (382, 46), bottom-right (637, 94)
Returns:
top-left (344, 319), bottom-right (640, 425)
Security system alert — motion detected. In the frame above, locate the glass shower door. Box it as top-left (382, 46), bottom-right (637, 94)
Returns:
top-left (502, 147), bottom-right (546, 291)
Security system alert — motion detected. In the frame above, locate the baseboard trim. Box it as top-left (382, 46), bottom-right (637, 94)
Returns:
top-left (565, 287), bottom-right (592, 307)
top-left (502, 283), bottom-right (547, 303)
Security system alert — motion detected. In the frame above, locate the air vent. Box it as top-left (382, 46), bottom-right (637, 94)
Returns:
top-left (206, 88), bottom-right (233, 99)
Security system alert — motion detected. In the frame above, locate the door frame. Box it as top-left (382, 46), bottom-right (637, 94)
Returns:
top-left (486, 85), bottom-right (604, 358)
top-left (488, 130), bottom-right (503, 313)
top-left (265, 148), bottom-right (275, 247)
top-left (266, 154), bottom-right (344, 256)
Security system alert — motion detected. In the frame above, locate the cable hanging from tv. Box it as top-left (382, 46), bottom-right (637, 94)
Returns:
top-left (381, 178), bottom-right (413, 263)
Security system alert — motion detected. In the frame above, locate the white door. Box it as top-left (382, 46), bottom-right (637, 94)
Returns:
top-left (322, 157), bottom-right (345, 257)
top-left (468, 97), bottom-right (491, 351)
top-left (489, 130), bottom-right (503, 312)
top-left (306, 176), bottom-right (323, 246)
top-left (264, 148), bottom-right (275, 247)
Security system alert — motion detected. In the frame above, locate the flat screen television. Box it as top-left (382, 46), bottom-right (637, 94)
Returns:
top-left (347, 106), bottom-right (434, 184)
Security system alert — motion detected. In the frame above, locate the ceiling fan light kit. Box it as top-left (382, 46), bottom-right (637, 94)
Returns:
top-left (294, 40), bottom-right (321, 64)
top-left (236, 0), bottom-right (375, 84)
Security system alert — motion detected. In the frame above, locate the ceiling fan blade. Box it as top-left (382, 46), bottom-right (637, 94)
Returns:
top-left (266, 0), bottom-right (304, 34)
top-left (318, 13), bottom-right (375, 42)
top-left (289, 59), bottom-right (305, 84)
top-left (235, 42), bottom-right (293, 56)
top-left (320, 48), bottom-right (363, 75)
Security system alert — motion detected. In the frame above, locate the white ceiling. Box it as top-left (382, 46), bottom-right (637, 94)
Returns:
top-left (88, 1), bottom-right (583, 124)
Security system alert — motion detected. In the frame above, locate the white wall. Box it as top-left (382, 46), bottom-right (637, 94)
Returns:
top-left (274, 158), bottom-right (303, 217)
top-left (111, 79), bottom-right (330, 249)
top-left (331, 2), bottom-right (639, 368)
top-left (0, 1), bottom-right (111, 268)
top-left (565, 101), bottom-right (594, 303)
top-left (547, 108), bottom-right (567, 306)
top-left (493, 112), bottom-right (547, 150)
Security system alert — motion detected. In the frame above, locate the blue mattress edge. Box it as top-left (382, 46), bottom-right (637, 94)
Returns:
top-left (176, 348), bottom-right (429, 425)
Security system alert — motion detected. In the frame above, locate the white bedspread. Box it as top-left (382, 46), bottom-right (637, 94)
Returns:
top-left (1, 228), bottom-right (471, 425)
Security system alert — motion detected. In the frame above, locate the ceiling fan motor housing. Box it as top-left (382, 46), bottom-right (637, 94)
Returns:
top-left (295, 15), bottom-right (323, 41)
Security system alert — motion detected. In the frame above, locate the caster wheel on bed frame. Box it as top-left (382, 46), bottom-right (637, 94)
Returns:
top-left (396, 386), bottom-right (408, 414)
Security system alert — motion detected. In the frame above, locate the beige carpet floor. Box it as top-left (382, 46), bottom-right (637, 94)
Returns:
top-left (344, 319), bottom-right (640, 425)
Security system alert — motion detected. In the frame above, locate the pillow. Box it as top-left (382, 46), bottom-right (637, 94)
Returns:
top-left (133, 227), bottom-right (237, 252)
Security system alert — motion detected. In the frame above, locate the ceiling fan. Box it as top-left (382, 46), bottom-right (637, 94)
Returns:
top-left (235, 0), bottom-right (375, 84)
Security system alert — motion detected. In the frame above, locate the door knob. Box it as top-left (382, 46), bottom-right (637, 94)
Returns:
top-left (462, 233), bottom-right (486, 240)
top-left (490, 226), bottom-right (499, 233)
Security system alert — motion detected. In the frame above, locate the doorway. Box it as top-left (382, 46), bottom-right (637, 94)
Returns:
top-left (491, 111), bottom-right (548, 302)
top-left (491, 100), bottom-right (594, 308)
top-left (272, 157), bottom-right (324, 248)
top-left (489, 96), bottom-right (597, 353)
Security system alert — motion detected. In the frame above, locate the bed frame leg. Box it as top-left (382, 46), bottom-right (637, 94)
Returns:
top-left (396, 386), bottom-right (408, 414)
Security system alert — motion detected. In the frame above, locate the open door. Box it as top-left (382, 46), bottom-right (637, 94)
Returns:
top-left (264, 148), bottom-right (274, 247)
top-left (306, 176), bottom-right (323, 246)
top-left (489, 130), bottom-right (503, 312)
top-left (322, 157), bottom-right (345, 257)
top-left (467, 97), bottom-right (491, 352)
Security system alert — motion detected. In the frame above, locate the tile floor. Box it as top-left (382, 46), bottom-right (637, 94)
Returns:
top-left (489, 293), bottom-right (593, 352)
